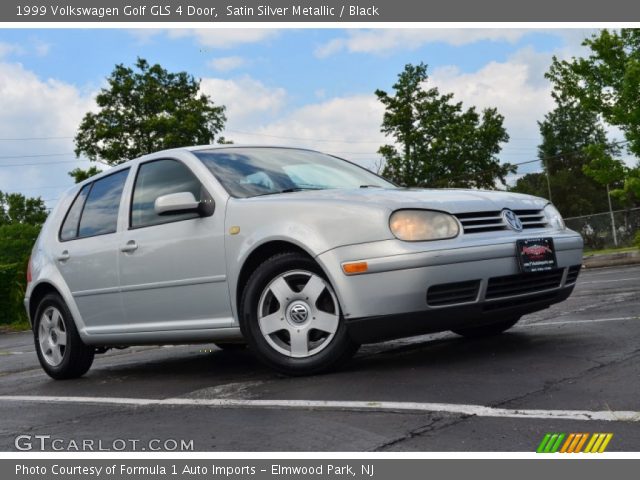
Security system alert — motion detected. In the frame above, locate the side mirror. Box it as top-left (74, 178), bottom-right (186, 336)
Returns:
top-left (154, 192), bottom-right (202, 216)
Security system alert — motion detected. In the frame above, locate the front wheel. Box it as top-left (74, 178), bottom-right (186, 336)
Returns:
top-left (33, 293), bottom-right (94, 379)
top-left (451, 316), bottom-right (521, 338)
top-left (239, 252), bottom-right (359, 375)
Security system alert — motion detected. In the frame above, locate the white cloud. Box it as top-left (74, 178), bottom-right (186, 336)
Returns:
top-left (0, 62), bottom-right (96, 205)
top-left (315, 29), bottom-right (528, 57)
top-left (0, 42), bottom-right (25, 58)
top-left (200, 76), bottom-right (286, 124)
top-left (428, 48), bottom-right (557, 172)
top-left (130, 28), bottom-right (280, 49)
top-left (223, 94), bottom-right (387, 170)
top-left (207, 56), bottom-right (247, 72)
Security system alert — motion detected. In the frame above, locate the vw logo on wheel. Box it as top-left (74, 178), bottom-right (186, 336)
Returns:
top-left (502, 209), bottom-right (523, 232)
top-left (288, 303), bottom-right (309, 324)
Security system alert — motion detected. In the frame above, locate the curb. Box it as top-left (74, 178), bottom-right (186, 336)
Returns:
top-left (582, 250), bottom-right (640, 269)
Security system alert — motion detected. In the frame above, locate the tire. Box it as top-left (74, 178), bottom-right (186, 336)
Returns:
top-left (451, 316), bottom-right (521, 338)
top-left (239, 252), bottom-right (359, 375)
top-left (213, 342), bottom-right (247, 351)
top-left (33, 293), bottom-right (94, 379)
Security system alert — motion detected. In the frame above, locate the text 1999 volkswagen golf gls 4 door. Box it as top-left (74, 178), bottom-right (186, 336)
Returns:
top-left (25, 146), bottom-right (583, 378)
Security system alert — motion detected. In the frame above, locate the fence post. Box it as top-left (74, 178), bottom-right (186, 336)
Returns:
top-left (606, 183), bottom-right (618, 247)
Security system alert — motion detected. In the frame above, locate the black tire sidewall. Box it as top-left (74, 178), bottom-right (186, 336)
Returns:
top-left (239, 252), bottom-right (356, 375)
top-left (33, 293), bottom-right (94, 379)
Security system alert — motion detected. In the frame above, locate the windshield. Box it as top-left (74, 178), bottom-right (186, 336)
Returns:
top-left (193, 147), bottom-right (395, 198)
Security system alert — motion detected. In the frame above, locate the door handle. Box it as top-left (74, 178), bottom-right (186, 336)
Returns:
top-left (120, 240), bottom-right (138, 253)
top-left (56, 250), bottom-right (70, 262)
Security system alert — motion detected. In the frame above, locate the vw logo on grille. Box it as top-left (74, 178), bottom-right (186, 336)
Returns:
top-left (289, 303), bottom-right (309, 324)
top-left (502, 209), bottom-right (523, 232)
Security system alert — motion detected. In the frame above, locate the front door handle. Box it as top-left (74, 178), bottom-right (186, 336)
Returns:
top-left (57, 250), bottom-right (70, 262)
top-left (120, 240), bottom-right (138, 253)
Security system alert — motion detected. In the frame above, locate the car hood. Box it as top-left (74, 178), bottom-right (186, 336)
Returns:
top-left (251, 187), bottom-right (547, 213)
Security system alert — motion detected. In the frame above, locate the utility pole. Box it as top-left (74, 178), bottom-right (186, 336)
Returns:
top-left (606, 183), bottom-right (618, 247)
top-left (545, 170), bottom-right (553, 202)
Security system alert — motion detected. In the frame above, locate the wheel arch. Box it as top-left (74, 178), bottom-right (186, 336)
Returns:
top-left (29, 282), bottom-right (61, 328)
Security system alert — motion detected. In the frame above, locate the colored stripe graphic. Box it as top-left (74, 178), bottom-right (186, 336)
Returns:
top-left (538, 433), bottom-right (613, 453)
top-left (574, 433), bottom-right (589, 452)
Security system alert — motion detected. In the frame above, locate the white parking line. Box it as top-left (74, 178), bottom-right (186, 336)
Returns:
top-left (520, 316), bottom-right (639, 328)
top-left (0, 395), bottom-right (638, 422)
top-left (580, 277), bottom-right (640, 284)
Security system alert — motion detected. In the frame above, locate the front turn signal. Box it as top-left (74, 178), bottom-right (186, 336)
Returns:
top-left (342, 261), bottom-right (369, 275)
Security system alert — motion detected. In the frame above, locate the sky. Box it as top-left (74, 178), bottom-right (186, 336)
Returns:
top-left (0, 27), bottom-right (621, 209)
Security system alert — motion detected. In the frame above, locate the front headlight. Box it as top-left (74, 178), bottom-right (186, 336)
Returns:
top-left (543, 203), bottom-right (566, 230)
top-left (389, 210), bottom-right (460, 241)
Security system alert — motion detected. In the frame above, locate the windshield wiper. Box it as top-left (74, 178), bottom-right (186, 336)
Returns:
top-left (360, 184), bottom-right (382, 188)
top-left (253, 186), bottom-right (325, 197)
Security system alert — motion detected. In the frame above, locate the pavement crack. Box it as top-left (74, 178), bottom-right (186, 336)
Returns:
top-left (492, 347), bottom-right (640, 410)
top-left (371, 415), bottom-right (466, 452)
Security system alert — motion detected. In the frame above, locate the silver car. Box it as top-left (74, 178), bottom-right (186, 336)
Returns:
top-left (25, 146), bottom-right (583, 378)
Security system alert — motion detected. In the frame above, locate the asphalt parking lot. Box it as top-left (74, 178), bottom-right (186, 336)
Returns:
top-left (0, 264), bottom-right (638, 452)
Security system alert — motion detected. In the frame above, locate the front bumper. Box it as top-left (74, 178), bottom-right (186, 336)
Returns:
top-left (316, 231), bottom-right (583, 343)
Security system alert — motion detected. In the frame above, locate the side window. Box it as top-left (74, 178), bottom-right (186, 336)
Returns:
top-left (131, 159), bottom-right (205, 229)
top-left (59, 184), bottom-right (90, 241)
top-left (77, 169), bottom-right (129, 238)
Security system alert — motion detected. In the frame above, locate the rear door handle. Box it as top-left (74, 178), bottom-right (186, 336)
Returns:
top-left (120, 240), bottom-right (138, 253)
top-left (57, 250), bottom-right (70, 262)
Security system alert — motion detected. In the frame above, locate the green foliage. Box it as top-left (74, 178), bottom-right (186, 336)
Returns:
top-left (376, 63), bottom-right (513, 189)
top-left (515, 94), bottom-right (617, 217)
top-left (0, 223), bottom-right (41, 325)
top-left (610, 167), bottom-right (640, 206)
top-left (582, 144), bottom-right (627, 186)
top-left (510, 173), bottom-right (549, 200)
top-left (69, 165), bottom-right (103, 184)
top-left (0, 191), bottom-right (48, 226)
top-left (635, 230), bottom-right (640, 249)
top-left (546, 29), bottom-right (640, 157)
top-left (0, 191), bottom-right (47, 325)
top-left (74, 57), bottom-right (227, 166)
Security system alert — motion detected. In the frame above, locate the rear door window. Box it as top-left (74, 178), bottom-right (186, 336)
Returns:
top-left (76, 169), bottom-right (129, 238)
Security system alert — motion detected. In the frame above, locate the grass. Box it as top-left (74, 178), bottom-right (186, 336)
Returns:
top-left (0, 319), bottom-right (31, 333)
top-left (584, 245), bottom-right (639, 256)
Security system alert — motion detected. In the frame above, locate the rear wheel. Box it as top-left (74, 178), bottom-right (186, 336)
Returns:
top-left (33, 293), bottom-right (94, 379)
top-left (239, 252), bottom-right (359, 375)
top-left (451, 316), bottom-right (521, 338)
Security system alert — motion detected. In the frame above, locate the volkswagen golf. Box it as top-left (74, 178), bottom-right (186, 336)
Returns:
top-left (25, 146), bottom-right (583, 378)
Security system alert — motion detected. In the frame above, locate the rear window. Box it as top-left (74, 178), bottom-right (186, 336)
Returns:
top-left (60, 169), bottom-right (129, 241)
top-left (59, 184), bottom-right (90, 241)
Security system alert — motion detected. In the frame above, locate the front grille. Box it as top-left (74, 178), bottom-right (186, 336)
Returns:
top-left (455, 209), bottom-right (547, 234)
top-left (486, 269), bottom-right (563, 299)
top-left (566, 264), bottom-right (582, 284)
top-left (426, 280), bottom-right (480, 306)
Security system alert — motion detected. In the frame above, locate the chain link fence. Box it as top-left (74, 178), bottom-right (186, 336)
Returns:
top-left (564, 207), bottom-right (640, 250)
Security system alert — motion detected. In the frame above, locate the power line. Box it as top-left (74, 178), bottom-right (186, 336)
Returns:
top-left (0, 136), bottom-right (74, 141)
top-left (0, 159), bottom-right (87, 168)
top-left (225, 129), bottom-right (383, 144)
top-left (0, 152), bottom-right (75, 160)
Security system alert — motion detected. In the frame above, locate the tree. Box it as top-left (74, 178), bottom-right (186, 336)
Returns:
top-left (69, 165), bottom-right (103, 184)
top-left (514, 94), bottom-right (616, 217)
top-left (0, 191), bottom-right (48, 226)
top-left (376, 63), bottom-right (513, 189)
top-left (0, 191), bottom-right (47, 325)
top-left (546, 29), bottom-right (640, 157)
top-left (511, 173), bottom-right (549, 199)
top-left (74, 57), bottom-right (227, 171)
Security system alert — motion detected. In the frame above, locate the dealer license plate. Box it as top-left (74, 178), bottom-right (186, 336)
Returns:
top-left (516, 238), bottom-right (557, 273)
